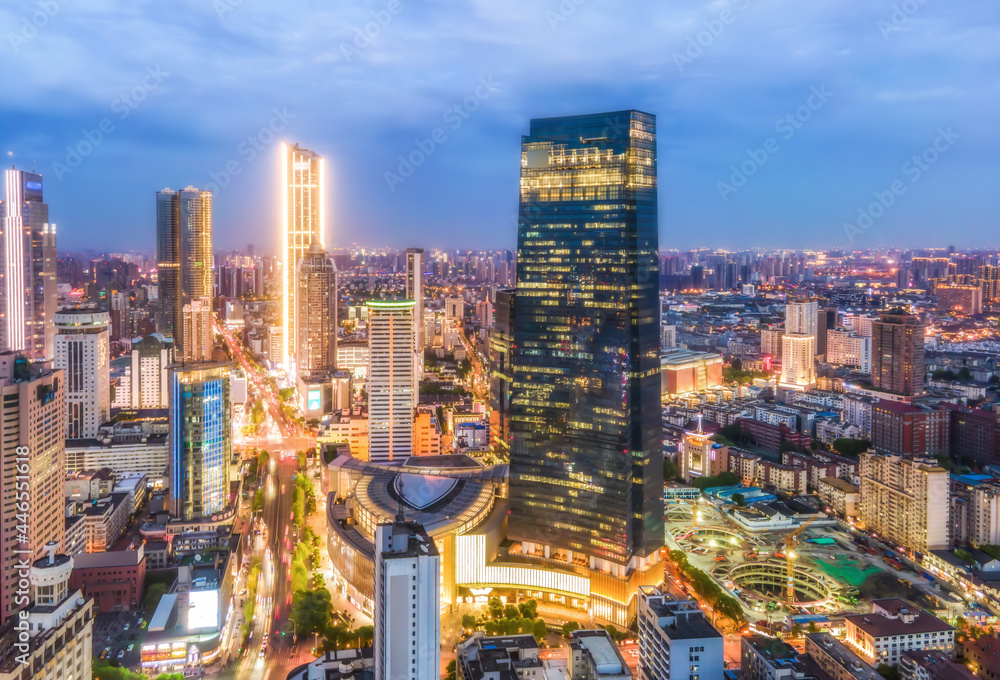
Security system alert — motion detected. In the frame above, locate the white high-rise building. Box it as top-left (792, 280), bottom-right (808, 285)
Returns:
top-left (638, 584), bottom-right (724, 680)
top-left (827, 328), bottom-right (873, 374)
top-left (374, 516), bottom-right (440, 680)
top-left (130, 334), bottom-right (175, 409)
top-left (54, 308), bottom-right (110, 439)
top-left (367, 300), bottom-right (416, 463)
top-left (281, 143), bottom-right (325, 373)
top-left (406, 248), bottom-right (424, 353)
top-left (780, 297), bottom-right (818, 390)
top-left (0, 168), bottom-right (57, 362)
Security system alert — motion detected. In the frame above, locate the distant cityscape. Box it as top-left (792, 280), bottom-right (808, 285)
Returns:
top-left (2, 98), bottom-right (1000, 680)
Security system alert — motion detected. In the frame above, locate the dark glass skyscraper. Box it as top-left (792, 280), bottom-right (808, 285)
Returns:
top-left (509, 110), bottom-right (663, 566)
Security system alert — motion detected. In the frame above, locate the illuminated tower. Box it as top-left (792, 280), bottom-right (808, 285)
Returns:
top-left (281, 142), bottom-right (325, 374)
top-left (508, 111), bottom-right (664, 570)
top-left (0, 168), bottom-right (57, 362)
top-left (406, 248), bottom-right (424, 353)
top-left (156, 187), bottom-right (213, 357)
top-left (780, 297), bottom-right (818, 390)
top-left (54, 308), bottom-right (110, 439)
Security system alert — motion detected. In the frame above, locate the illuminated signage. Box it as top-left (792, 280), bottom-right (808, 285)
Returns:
top-left (187, 589), bottom-right (219, 631)
top-left (308, 389), bottom-right (321, 410)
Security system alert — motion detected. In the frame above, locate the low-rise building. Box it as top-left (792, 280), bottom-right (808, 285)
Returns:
top-left (741, 635), bottom-right (801, 680)
top-left (567, 629), bottom-right (632, 680)
top-left (68, 545), bottom-right (146, 612)
top-left (82, 492), bottom-right (131, 552)
top-left (456, 632), bottom-right (545, 680)
top-left (286, 648), bottom-right (374, 680)
top-left (901, 649), bottom-right (977, 680)
top-left (804, 632), bottom-right (880, 680)
top-left (844, 599), bottom-right (955, 666)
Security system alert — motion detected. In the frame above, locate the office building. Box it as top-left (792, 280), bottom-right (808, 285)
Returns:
top-left (679, 424), bottom-right (728, 483)
top-left (638, 584), bottom-right (723, 680)
top-left (488, 289), bottom-right (514, 463)
top-left (0, 353), bottom-right (65, 624)
top-left (0, 168), bottom-right (56, 362)
top-left (413, 406), bottom-right (442, 456)
top-left (406, 248), bottom-right (424, 353)
top-left (0, 546), bottom-right (93, 680)
top-left (168, 362), bottom-right (232, 520)
top-left (826, 329), bottom-right (872, 374)
top-left (281, 142), bottom-right (325, 372)
top-left (373, 516), bottom-right (439, 680)
top-left (53, 308), bottom-right (110, 439)
top-left (816, 305), bottom-right (838, 357)
top-left (67, 546), bottom-right (146, 613)
top-left (780, 297), bottom-right (818, 390)
top-left (844, 599), bottom-right (954, 666)
top-left (741, 636), bottom-right (801, 680)
top-left (367, 300), bottom-right (416, 463)
top-left (129, 334), bottom-right (175, 408)
top-left (872, 310), bottom-right (925, 396)
top-left (156, 187), bottom-right (213, 357)
top-left (858, 452), bottom-right (950, 552)
top-left (509, 110), bottom-right (664, 569)
top-left (295, 242), bottom-right (338, 386)
top-left (180, 296), bottom-right (213, 362)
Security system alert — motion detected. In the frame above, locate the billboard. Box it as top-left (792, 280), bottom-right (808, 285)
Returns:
top-left (187, 589), bottom-right (219, 631)
top-left (307, 388), bottom-right (321, 411)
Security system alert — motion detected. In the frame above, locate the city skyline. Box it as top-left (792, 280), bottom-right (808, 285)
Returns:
top-left (3, 1), bottom-right (998, 253)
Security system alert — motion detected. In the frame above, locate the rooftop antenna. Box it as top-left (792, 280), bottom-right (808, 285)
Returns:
top-left (696, 412), bottom-right (704, 435)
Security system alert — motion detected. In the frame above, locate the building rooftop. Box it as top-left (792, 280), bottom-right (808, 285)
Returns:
top-left (901, 650), bottom-right (977, 680)
top-left (846, 600), bottom-right (953, 638)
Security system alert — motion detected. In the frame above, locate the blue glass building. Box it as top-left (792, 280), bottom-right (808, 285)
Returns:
top-left (169, 362), bottom-right (232, 520)
top-left (508, 111), bottom-right (663, 566)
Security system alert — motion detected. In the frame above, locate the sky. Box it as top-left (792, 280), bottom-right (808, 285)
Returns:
top-left (2, 0), bottom-right (998, 254)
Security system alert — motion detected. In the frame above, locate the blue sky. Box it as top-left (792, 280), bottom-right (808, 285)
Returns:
top-left (2, 0), bottom-right (998, 253)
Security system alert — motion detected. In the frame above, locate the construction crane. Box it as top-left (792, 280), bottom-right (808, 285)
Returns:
top-left (776, 515), bottom-right (820, 603)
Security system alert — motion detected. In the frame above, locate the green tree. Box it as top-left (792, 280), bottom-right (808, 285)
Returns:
top-left (518, 599), bottom-right (537, 619)
top-left (142, 582), bottom-right (168, 611)
top-left (832, 438), bottom-right (871, 458)
top-left (503, 604), bottom-right (519, 619)
top-left (154, 674), bottom-right (186, 680)
top-left (291, 586), bottom-right (333, 636)
top-left (791, 623), bottom-right (803, 638)
top-left (445, 659), bottom-right (457, 680)
top-left (252, 488), bottom-right (264, 512)
top-left (957, 366), bottom-right (973, 381)
top-left (462, 614), bottom-right (478, 629)
top-left (562, 621), bottom-right (581, 637)
top-left (732, 493), bottom-right (746, 507)
top-left (877, 664), bottom-right (901, 680)
top-left (807, 621), bottom-right (819, 634)
top-left (663, 459), bottom-right (679, 482)
top-left (532, 618), bottom-right (548, 641)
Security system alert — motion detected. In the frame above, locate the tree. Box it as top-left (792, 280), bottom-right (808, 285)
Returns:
top-left (154, 674), bottom-right (186, 680)
top-left (462, 614), bottom-right (478, 629)
top-left (663, 459), bottom-right (678, 482)
top-left (832, 438), bottom-right (870, 458)
top-left (518, 599), bottom-right (537, 620)
top-left (732, 493), bottom-right (746, 507)
top-left (807, 621), bottom-right (819, 634)
top-left (562, 621), bottom-right (581, 637)
top-left (503, 604), bottom-right (519, 619)
top-left (445, 660), bottom-right (457, 680)
top-left (92, 663), bottom-right (147, 680)
top-left (877, 664), bottom-right (901, 680)
top-left (957, 366), bottom-right (973, 382)
top-left (252, 488), bottom-right (264, 512)
top-left (488, 597), bottom-right (504, 619)
top-left (291, 586), bottom-right (333, 636)
top-left (532, 618), bottom-right (548, 641)
top-left (790, 623), bottom-right (803, 639)
top-left (142, 582), bottom-right (168, 611)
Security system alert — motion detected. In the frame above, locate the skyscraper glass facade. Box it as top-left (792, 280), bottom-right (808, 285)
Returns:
top-left (509, 110), bottom-right (663, 565)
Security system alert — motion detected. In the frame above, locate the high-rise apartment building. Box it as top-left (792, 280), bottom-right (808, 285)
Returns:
top-left (871, 401), bottom-right (949, 457)
top-left (826, 329), bottom-right (872, 374)
top-left (858, 451), bottom-right (949, 552)
top-left (367, 300), bottom-right (416, 463)
top-left (0, 353), bottom-right (65, 623)
top-left (509, 110), bottom-right (664, 568)
top-left (780, 297), bottom-right (818, 390)
top-left (872, 310), bottom-right (925, 396)
top-left (488, 289), bottom-right (514, 463)
top-left (168, 362), bottom-right (232, 520)
top-left (281, 142), bottom-right (325, 372)
top-left (980, 265), bottom-right (1000, 303)
top-left (760, 327), bottom-right (784, 358)
top-left (295, 242), bottom-right (338, 378)
top-left (54, 308), bottom-right (110, 439)
top-left (638, 584), bottom-right (724, 680)
top-left (180, 296), bottom-right (213, 362)
top-left (156, 187), bottom-right (213, 357)
top-left (406, 248), bottom-right (424, 354)
top-left (0, 168), bottom-right (57, 362)
top-left (936, 283), bottom-right (983, 315)
top-left (129, 334), bottom-right (175, 409)
top-left (373, 515), bottom-right (440, 680)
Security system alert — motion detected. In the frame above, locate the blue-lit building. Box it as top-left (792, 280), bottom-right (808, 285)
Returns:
top-left (168, 362), bottom-right (232, 520)
top-left (508, 110), bottom-right (664, 569)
